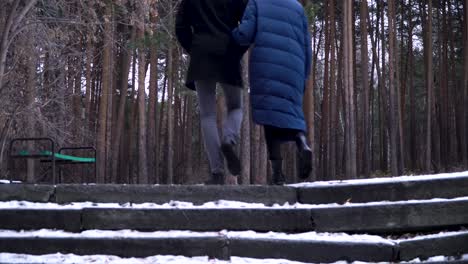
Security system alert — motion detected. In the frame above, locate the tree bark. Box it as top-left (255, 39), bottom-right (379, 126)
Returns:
top-left (319, 0), bottom-right (331, 180)
top-left (343, 0), bottom-right (357, 178)
top-left (462, 0), bottom-right (468, 166)
top-left (328, 0), bottom-right (337, 179)
top-left (240, 55), bottom-right (251, 184)
top-left (166, 46), bottom-right (174, 184)
top-left (148, 6), bottom-right (159, 184)
top-left (360, 0), bottom-right (370, 177)
top-left (388, 0), bottom-right (400, 176)
top-left (111, 24), bottom-right (134, 183)
top-left (96, 3), bottom-right (113, 183)
top-left (422, 0), bottom-right (434, 172)
top-left (136, 1), bottom-right (148, 184)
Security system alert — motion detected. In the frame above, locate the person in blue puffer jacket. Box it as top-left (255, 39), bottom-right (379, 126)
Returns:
top-left (232, 0), bottom-right (313, 184)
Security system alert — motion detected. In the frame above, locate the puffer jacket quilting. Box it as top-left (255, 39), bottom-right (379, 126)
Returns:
top-left (233, 0), bottom-right (312, 131)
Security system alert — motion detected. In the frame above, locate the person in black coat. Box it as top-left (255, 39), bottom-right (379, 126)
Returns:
top-left (176, 0), bottom-right (248, 184)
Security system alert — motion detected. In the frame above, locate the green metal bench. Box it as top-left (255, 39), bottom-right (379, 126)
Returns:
top-left (9, 138), bottom-right (96, 184)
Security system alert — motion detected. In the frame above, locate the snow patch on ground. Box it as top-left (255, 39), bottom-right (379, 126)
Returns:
top-left (0, 229), bottom-right (391, 244)
top-left (1, 196), bottom-right (468, 210)
top-left (290, 170), bottom-right (468, 187)
top-left (395, 230), bottom-right (468, 242)
top-left (405, 254), bottom-right (468, 263)
top-left (1, 228), bottom-right (465, 245)
top-left (0, 229), bottom-right (219, 238)
top-left (0, 253), bottom-right (466, 264)
top-left (226, 230), bottom-right (393, 244)
top-left (0, 179), bottom-right (21, 184)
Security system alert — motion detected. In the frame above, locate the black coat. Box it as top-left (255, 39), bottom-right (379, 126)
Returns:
top-left (175, 0), bottom-right (248, 90)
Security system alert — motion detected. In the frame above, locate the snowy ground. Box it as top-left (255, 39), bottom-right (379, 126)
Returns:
top-left (0, 253), bottom-right (467, 264)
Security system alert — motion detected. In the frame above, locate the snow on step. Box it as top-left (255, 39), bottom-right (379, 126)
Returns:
top-left (1, 252), bottom-right (467, 264)
top-left (2, 196), bottom-right (468, 210)
top-left (0, 229), bottom-right (390, 244)
top-left (0, 253), bottom-right (357, 264)
top-left (291, 170), bottom-right (468, 187)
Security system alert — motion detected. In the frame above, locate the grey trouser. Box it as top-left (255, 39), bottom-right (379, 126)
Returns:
top-left (195, 80), bottom-right (243, 174)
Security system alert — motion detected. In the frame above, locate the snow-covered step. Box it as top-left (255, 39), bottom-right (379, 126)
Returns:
top-left (1, 171), bottom-right (468, 205)
top-left (1, 198), bottom-right (467, 233)
top-left (0, 184), bottom-right (297, 205)
top-left (0, 253), bottom-right (467, 264)
top-left (295, 171), bottom-right (468, 204)
top-left (0, 229), bottom-right (466, 263)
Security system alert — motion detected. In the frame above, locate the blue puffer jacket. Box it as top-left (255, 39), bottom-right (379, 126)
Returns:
top-left (232, 0), bottom-right (312, 131)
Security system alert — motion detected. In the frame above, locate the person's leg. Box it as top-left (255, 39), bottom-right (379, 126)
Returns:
top-left (264, 125), bottom-right (285, 185)
top-left (264, 125), bottom-right (282, 161)
top-left (195, 80), bottom-right (224, 182)
top-left (220, 83), bottom-right (243, 145)
top-left (295, 131), bottom-right (312, 180)
top-left (220, 83), bottom-right (242, 175)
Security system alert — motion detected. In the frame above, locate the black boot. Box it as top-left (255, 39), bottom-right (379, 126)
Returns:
top-left (295, 132), bottom-right (312, 179)
top-left (205, 172), bottom-right (224, 185)
top-left (221, 142), bottom-right (241, 176)
top-left (271, 160), bottom-right (285, 185)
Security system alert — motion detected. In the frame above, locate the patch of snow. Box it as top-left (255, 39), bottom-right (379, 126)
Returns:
top-left (0, 252), bottom-right (466, 264)
top-left (0, 229), bottom-right (219, 238)
top-left (226, 230), bottom-right (394, 245)
top-left (404, 254), bottom-right (468, 263)
top-left (291, 170), bottom-right (468, 187)
top-left (396, 230), bottom-right (468, 242)
top-left (0, 179), bottom-right (21, 184)
top-left (1, 196), bottom-right (468, 210)
top-left (0, 229), bottom-right (394, 245)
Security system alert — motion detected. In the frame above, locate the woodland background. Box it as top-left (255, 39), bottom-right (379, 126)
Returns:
top-left (1, 0), bottom-right (467, 184)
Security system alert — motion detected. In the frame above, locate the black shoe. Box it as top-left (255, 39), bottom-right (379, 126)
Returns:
top-left (204, 172), bottom-right (224, 185)
top-left (221, 142), bottom-right (241, 176)
top-left (271, 159), bottom-right (285, 185)
top-left (296, 132), bottom-right (312, 179)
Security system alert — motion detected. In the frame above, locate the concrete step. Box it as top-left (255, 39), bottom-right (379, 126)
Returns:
top-left (1, 172), bottom-right (467, 205)
top-left (0, 184), bottom-right (297, 205)
top-left (1, 198), bottom-right (467, 233)
top-left (0, 230), bottom-right (466, 262)
top-left (296, 172), bottom-right (468, 204)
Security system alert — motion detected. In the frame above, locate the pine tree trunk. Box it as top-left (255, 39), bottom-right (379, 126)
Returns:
top-left (111, 25), bottom-right (133, 183)
top-left (304, 18), bottom-right (321, 182)
top-left (343, 0), bottom-right (357, 178)
top-left (408, 4), bottom-right (416, 170)
top-left (388, 0), bottom-right (400, 176)
top-left (136, 16), bottom-right (148, 184)
top-left (96, 3), bottom-right (113, 183)
top-left (319, 0), bottom-right (331, 180)
top-left (360, 0), bottom-right (370, 177)
top-left (328, 0), bottom-right (337, 179)
top-left (240, 55), bottom-right (251, 184)
top-left (251, 124), bottom-right (260, 184)
top-left (166, 46), bottom-right (174, 184)
top-left (147, 8), bottom-right (159, 184)
top-left (184, 95), bottom-right (194, 182)
top-left (462, 0), bottom-right (468, 166)
top-left (424, 0), bottom-right (434, 172)
top-left (157, 65), bottom-right (168, 183)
